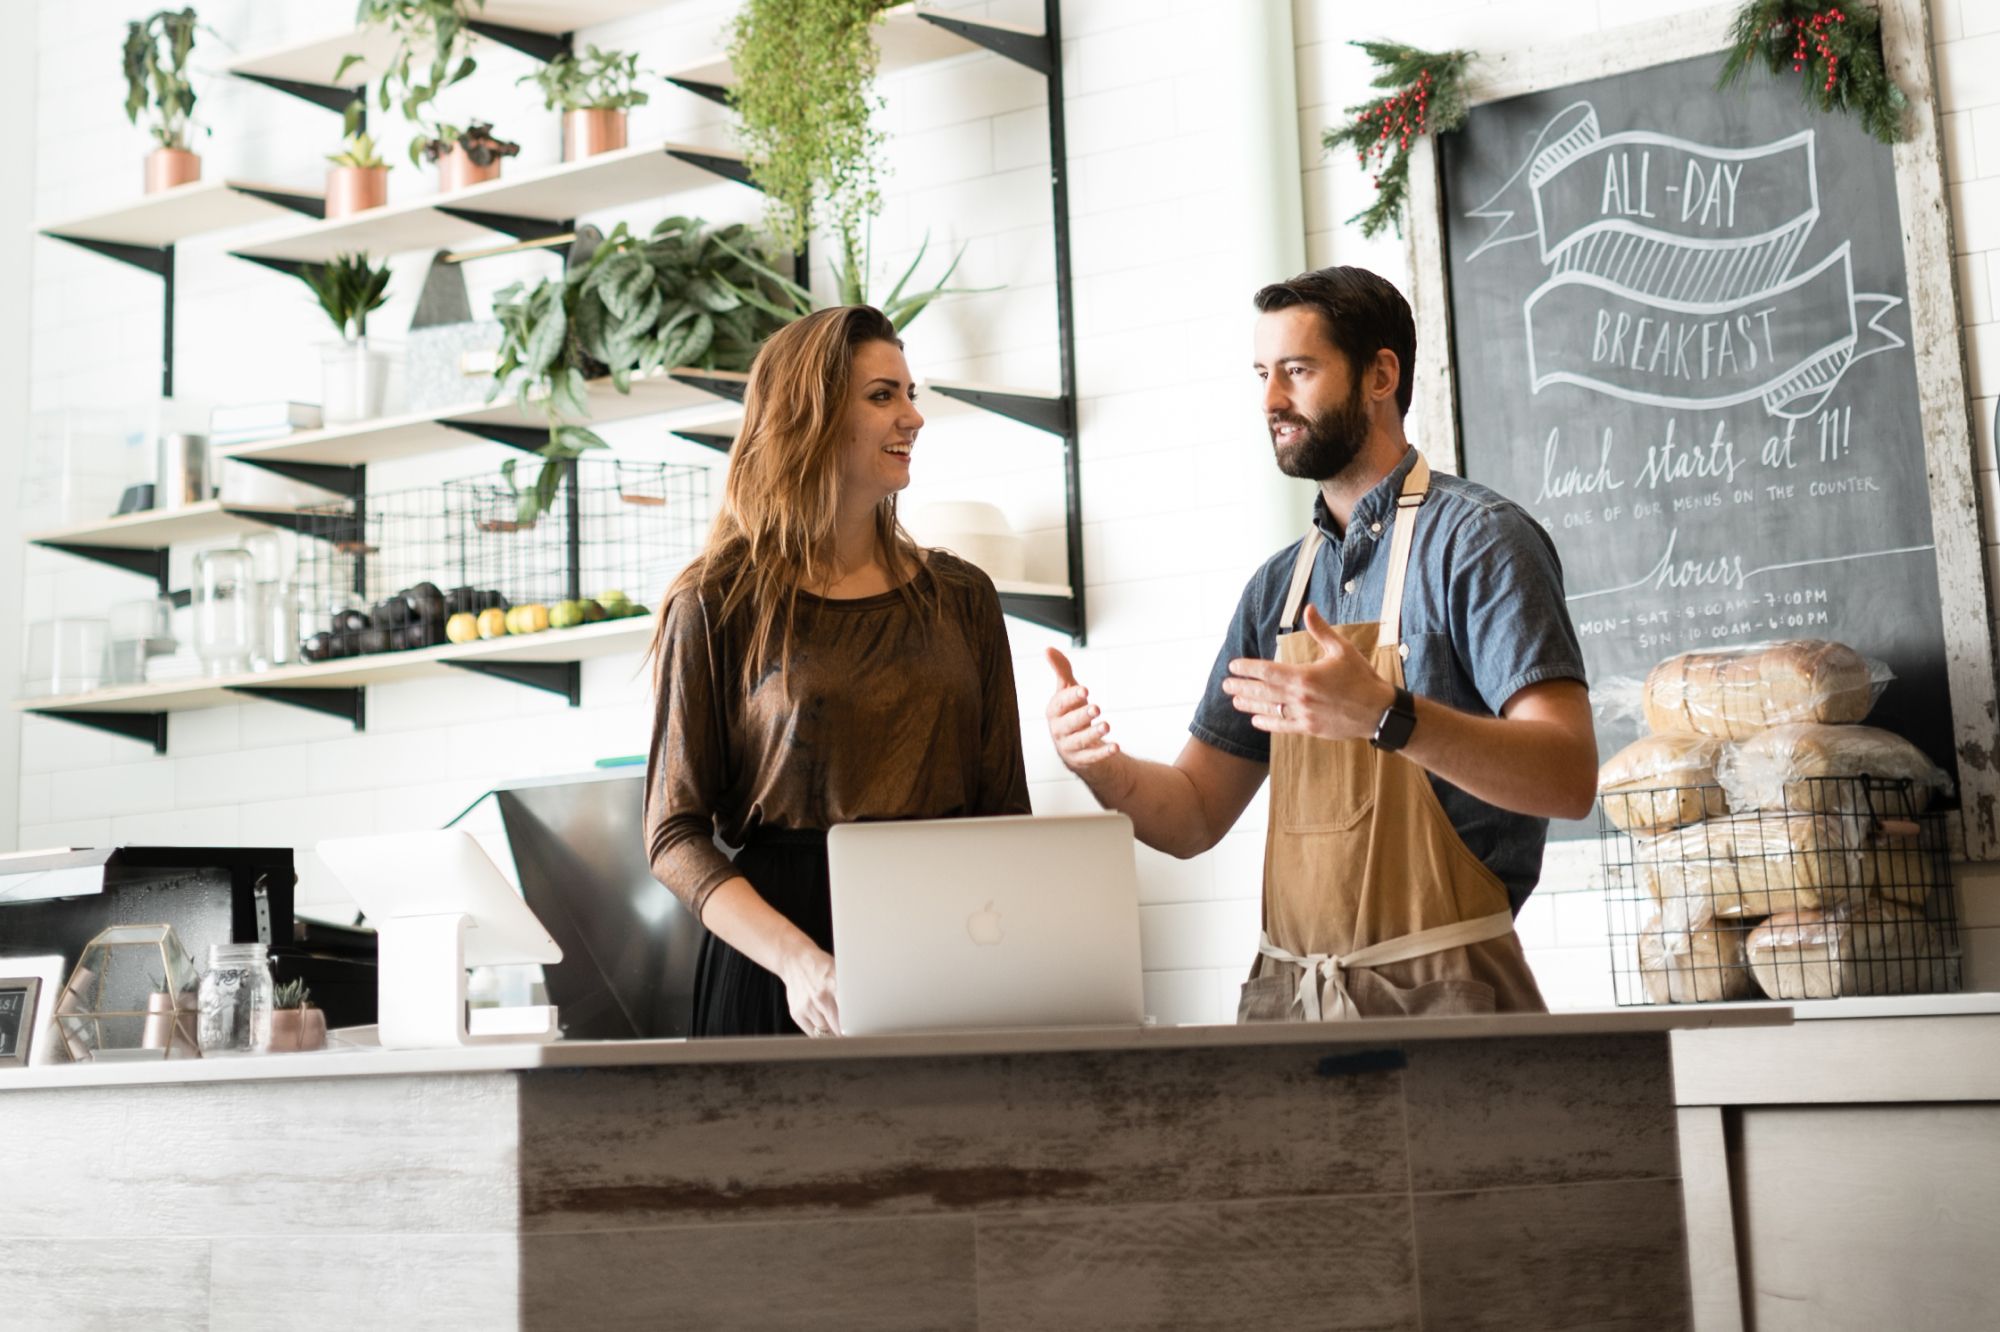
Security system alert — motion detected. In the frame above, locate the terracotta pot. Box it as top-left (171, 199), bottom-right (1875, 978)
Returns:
top-left (145, 147), bottom-right (201, 194)
top-left (269, 1006), bottom-right (327, 1053)
top-left (435, 143), bottom-right (502, 193)
top-left (563, 108), bottom-right (628, 162)
top-left (324, 165), bottom-right (389, 219)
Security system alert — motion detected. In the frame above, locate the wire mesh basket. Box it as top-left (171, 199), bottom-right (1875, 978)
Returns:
top-left (290, 459), bottom-right (707, 661)
top-left (1601, 777), bottom-right (1960, 1005)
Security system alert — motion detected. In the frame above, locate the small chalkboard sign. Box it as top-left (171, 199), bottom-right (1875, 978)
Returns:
top-left (0, 978), bottom-right (42, 1067)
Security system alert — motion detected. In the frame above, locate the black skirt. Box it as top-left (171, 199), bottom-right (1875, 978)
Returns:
top-left (690, 828), bottom-right (832, 1038)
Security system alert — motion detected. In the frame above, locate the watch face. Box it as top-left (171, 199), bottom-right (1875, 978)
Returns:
top-left (1372, 692), bottom-right (1417, 752)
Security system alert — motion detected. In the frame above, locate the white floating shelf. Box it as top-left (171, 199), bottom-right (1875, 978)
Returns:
top-left (669, 2), bottom-right (1036, 87)
top-left (231, 141), bottom-right (749, 265)
top-left (217, 371), bottom-right (744, 468)
top-left (27, 501), bottom-right (307, 552)
top-left (991, 579), bottom-right (1072, 600)
top-left (674, 377), bottom-right (1064, 445)
top-left (15, 617), bottom-right (654, 717)
top-left (38, 180), bottom-right (320, 248)
top-left (228, 0), bottom-right (664, 87)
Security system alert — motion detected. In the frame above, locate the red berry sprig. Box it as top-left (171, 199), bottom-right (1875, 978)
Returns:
top-left (1787, 7), bottom-right (1847, 93)
top-left (1350, 69), bottom-right (1435, 190)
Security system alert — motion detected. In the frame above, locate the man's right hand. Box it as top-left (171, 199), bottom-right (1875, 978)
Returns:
top-left (1046, 648), bottom-right (1120, 775)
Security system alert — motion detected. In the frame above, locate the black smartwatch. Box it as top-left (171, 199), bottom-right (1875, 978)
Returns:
top-left (1370, 685), bottom-right (1417, 752)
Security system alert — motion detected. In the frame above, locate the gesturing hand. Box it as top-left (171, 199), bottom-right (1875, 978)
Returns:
top-left (1045, 647), bottom-right (1119, 773)
top-left (1221, 605), bottom-right (1396, 743)
top-left (779, 942), bottom-right (841, 1037)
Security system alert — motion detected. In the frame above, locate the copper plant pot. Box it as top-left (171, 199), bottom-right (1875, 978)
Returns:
top-left (435, 143), bottom-right (502, 193)
top-left (269, 1006), bottom-right (327, 1053)
top-left (563, 108), bottom-right (628, 162)
top-left (145, 147), bottom-right (201, 194)
top-left (324, 165), bottom-right (389, 219)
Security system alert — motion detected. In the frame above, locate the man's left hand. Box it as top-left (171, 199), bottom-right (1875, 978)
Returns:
top-left (1223, 605), bottom-right (1396, 742)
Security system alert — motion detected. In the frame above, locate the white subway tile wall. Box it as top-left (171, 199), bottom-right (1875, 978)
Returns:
top-left (11, 0), bottom-right (1997, 1021)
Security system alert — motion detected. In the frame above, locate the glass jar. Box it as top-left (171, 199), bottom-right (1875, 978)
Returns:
top-left (254, 580), bottom-right (302, 669)
top-left (197, 942), bottom-right (273, 1056)
top-left (192, 545), bottom-right (257, 677)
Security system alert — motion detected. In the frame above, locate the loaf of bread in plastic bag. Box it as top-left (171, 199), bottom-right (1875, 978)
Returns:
top-left (1639, 898), bottom-right (1755, 1003)
top-left (1745, 898), bottom-right (1950, 999)
top-left (1642, 640), bottom-right (1876, 739)
top-left (1635, 812), bottom-right (1869, 917)
top-left (1598, 734), bottom-right (1729, 833)
top-left (1718, 723), bottom-right (1949, 817)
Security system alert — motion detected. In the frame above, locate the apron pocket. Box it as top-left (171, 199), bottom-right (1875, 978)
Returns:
top-left (1349, 969), bottom-right (1497, 1017)
top-left (1235, 972), bottom-right (1294, 1024)
top-left (1274, 755), bottom-right (1375, 833)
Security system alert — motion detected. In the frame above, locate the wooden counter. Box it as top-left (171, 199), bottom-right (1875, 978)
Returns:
top-left (0, 1010), bottom-right (1783, 1330)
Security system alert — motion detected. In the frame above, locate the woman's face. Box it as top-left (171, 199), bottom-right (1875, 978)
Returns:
top-left (837, 338), bottom-right (925, 508)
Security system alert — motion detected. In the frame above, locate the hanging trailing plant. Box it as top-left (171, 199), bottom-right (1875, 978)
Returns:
top-left (1719, 2), bottom-right (1908, 144)
top-left (122, 8), bottom-right (208, 150)
top-left (339, 0), bottom-right (487, 164)
top-left (488, 218), bottom-right (792, 520)
top-left (1320, 41), bottom-right (1473, 240)
top-left (727, 0), bottom-right (891, 252)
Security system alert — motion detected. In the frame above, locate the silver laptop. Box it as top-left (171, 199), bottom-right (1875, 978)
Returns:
top-left (828, 812), bottom-right (1145, 1036)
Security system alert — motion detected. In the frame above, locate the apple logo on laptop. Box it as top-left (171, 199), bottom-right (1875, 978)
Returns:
top-left (966, 901), bottom-right (1004, 946)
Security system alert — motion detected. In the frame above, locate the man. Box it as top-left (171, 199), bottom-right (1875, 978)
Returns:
top-left (1047, 266), bottom-right (1596, 1020)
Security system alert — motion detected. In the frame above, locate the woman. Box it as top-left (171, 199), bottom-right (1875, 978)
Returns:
top-left (645, 305), bottom-right (1032, 1039)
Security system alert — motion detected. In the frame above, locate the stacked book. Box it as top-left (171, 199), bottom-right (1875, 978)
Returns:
top-left (210, 402), bottom-right (340, 506)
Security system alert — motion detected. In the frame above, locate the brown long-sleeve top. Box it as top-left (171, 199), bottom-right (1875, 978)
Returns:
top-left (645, 551), bottom-right (1033, 920)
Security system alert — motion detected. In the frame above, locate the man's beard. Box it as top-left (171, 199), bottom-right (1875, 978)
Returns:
top-left (1270, 379), bottom-right (1368, 481)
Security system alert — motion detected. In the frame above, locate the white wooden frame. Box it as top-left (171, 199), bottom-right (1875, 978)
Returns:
top-left (1404, 0), bottom-right (2000, 861)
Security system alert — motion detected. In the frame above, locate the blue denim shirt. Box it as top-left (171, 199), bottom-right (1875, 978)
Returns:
top-left (1190, 448), bottom-right (1587, 912)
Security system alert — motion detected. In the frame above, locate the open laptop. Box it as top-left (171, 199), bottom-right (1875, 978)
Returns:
top-left (827, 812), bottom-right (1145, 1036)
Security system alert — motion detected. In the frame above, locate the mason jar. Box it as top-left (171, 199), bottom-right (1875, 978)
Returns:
top-left (198, 941), bottom-right (274, 1055)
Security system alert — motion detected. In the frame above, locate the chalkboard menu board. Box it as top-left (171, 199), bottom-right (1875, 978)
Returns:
top-left (1438, 52), bottom-right (1957, 833)
top-left (0, 980), bottom-right (37, 1066)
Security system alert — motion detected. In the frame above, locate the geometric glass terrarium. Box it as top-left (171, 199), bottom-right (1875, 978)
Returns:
top-left (53, 923), bottom-right (202, 1061)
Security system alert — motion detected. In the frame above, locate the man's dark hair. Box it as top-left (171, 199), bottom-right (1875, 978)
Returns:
top-left (1252, 267), bottom-right (1417, 418)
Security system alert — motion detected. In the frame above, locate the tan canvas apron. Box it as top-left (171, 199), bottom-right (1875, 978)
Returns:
top-left (1237, 456), bottom-right (1548, 1021)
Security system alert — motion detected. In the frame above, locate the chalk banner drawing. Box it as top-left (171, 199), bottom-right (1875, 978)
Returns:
top-left (1465, 103), bottom-right (1904, 419)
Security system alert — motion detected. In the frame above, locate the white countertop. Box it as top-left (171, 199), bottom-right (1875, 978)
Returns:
top-left (0, 1006), bottom-right (1788, 1093)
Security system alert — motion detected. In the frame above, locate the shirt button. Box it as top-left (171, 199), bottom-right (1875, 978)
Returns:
top-left (1370, 521), bottom-right (1382, 535)
top-left (1343, 579), bottom-right (1356, 594)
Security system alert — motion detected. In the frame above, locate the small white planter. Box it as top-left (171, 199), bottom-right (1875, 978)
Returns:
top-left (321, 338), bottom-right (391, 424)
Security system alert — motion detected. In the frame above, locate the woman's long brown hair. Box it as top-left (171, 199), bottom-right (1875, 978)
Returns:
top-left (648, 305), bottom-right (939, 690)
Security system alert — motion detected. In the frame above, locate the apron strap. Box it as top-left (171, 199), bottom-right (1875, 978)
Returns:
top-left (1257, 909), bottom-right (1514, 1021)
top-left (1276, 530), bottom-right (1323, 633)
top-left (1376, 454), bottom-right (1431, 651)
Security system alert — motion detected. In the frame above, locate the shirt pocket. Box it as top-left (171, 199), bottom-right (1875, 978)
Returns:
top-left (1400, 631), bottom-right (1464, 708)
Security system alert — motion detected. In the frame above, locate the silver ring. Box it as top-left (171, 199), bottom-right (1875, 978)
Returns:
top-left (1276, 702), bottom-right (1286, 720)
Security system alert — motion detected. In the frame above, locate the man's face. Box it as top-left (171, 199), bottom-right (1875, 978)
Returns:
top-left (1253, 305), bottom-right (1370, 482)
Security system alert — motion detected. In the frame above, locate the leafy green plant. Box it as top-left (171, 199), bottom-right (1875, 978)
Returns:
top-left (296, 253), bottom-right (392, 342)
top-left (522, 45), bottom-right (651, 113)
top-left (273, 978), bottom-right (313, 1010)
top-left (340, 0), bottom-right (486, 164)
top-left (122, 8), bottom-right (207, 151)
top-left (420, 119), bottom-right (520, 166)
top-left (718, 225), bottom-right (986, 333)
top-left (489, 217), bottom-right (790, 520)
top-left (1719, 1), bottom-right (1908, 144)
top-left (327, 131), bottom-right (388, 170)
top-left (727, 0), bottom-right (890, 252)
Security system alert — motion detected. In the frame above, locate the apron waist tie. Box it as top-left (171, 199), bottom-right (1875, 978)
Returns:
top-left (1257, 910), bottom-right (1516, 1021)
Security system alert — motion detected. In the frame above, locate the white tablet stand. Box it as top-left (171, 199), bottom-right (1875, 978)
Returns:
top-left (317, 831), bottom-right (565, 1050)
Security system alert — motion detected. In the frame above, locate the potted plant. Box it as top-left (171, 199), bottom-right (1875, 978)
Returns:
top-left (269, 979), bottom-right (327, 1053)
top-left (295, 253), bottom-right (393, 423)
top-left (325, 131), bottom-right (390, 219)
top-left (489, 217), bottom-right (790, 520)
top-left (122, 7), bottom-right (209, 194)
top-left (421, 119), bottom-right (521, 191)
top-left (719, 224), bottom-right (989, 333)
top-left (521, 45), bottom-right (651, 162)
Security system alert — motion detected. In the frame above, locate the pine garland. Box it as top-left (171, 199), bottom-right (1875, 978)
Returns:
top-left (1321, 41), bottom-right (1473, 240)
top-left (1719, 2), bottom-right (1908, 144)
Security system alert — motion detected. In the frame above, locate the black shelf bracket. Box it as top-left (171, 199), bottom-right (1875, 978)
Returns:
top-left (443, 659), bottom-right (581, 706)
top-left (467, 19), bottom-right (570, 64)
top-left (929, 385), bottom-right (1073, 438)
top-left (667, 370), bottom-right (748, 403)
top-left (439, 420), bottom-right (548, 453)
top-left (434, 205), bottom-right (573, 245)
top-left (917, 12), bottom-right (1056, 76)
top-left (666, 77), bottom-right (733, 109)
top-left (30, 710), bottom-right (169, 754)
top-left (42, 234), bottom-right (177, 398)
top-left (34, 542), bottom-right (170, 592)
top-left (671, 429), bottom-right (734, 453)
top-left (233, 73), bottom-right (365, 125)
top-left (666, 148), bottom-right (759, 191)
top-left (232, 252), bottom-right (313, 281)
top-left (232, 185), bottom-right (326, 220)
top-left (225, 685), bottom-right (367, 730)
top-left (998, 591), bottom-right (1081, 638)
top-left (233, 458), bottom-right (366, 498)
top-left (234, 507), bottom-right (364, 546)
